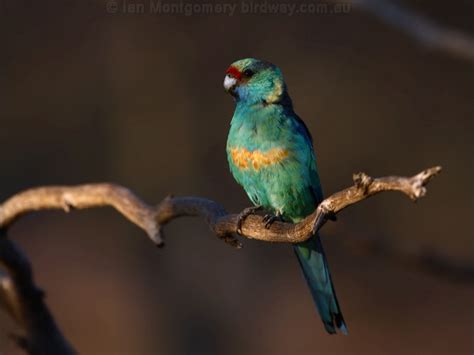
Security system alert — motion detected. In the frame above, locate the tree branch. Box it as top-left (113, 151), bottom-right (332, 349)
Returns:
top-left (349, 0), bottom-right (474, 61)
top-left (0, 232), bottom-right (76, 354)
top-left (0, 166), bottom-right (442, 247)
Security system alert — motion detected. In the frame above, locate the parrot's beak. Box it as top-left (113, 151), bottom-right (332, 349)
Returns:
top-left (224, 74), bottom-right (238, 95)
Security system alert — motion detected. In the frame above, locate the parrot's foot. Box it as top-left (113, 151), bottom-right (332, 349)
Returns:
top-left (262, 213), bottom-right (283, 229)
top-left (236, 205), bottom-right (263, 235)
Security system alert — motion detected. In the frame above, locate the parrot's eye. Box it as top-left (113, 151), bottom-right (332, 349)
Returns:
top-left (243, 69), bottom-right (254, 78)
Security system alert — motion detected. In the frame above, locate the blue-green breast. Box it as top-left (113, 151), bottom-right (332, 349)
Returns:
top-left (226, 102), bottom-right (322, 222)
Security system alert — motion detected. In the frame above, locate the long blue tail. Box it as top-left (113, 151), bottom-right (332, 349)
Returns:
top-left (294, 235), bottom-right (347, 335)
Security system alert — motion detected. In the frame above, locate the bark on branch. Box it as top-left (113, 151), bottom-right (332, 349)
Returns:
top-left (0, 166), bottom-right (442, 247)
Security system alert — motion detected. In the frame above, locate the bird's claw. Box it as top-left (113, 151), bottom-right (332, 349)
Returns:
top-left (263, 213), bottom-right (283, 229)
top-left (237, 206), bottom-right (263, 235)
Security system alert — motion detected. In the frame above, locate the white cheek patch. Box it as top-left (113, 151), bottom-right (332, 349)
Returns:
top-left (224, 75), bottom-right (237, 90)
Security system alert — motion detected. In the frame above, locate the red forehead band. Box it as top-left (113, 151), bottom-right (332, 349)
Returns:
top-left (226, 66), bottom-right (242, 80)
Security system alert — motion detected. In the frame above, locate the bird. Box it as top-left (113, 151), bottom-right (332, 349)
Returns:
top-left (224, 58), bottom-right (347, 335)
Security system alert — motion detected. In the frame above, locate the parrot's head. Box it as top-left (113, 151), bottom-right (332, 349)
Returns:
top-left (224, 58), bottom-right (288, 105)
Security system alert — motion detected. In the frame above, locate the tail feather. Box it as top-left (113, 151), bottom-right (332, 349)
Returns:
top-left (294, 235), bottom-right (347, 335)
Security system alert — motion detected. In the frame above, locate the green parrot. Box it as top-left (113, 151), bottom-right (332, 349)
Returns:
top-left (224, 58), bottom-right (347, 334)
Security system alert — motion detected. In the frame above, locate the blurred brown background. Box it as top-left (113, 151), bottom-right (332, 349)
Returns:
top-left (0, 0), bottom-right (473, 354)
